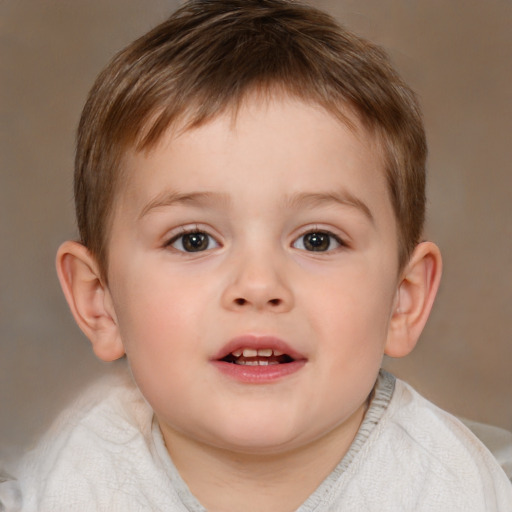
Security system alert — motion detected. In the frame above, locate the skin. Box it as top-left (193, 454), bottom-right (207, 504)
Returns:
top-left (58, 94), bottom-right (441, 511)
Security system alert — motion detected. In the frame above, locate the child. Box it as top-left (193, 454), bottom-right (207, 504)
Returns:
top-left (8, 0), bottom-right (512, 510)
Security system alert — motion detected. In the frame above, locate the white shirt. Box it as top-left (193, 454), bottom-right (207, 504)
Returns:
top-left (5, 370), bottom-right (512, 511)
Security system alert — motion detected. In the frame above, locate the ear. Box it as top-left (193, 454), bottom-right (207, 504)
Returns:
top-left (56, 241), bottom-right (125, 362)
top-left (385, 241), bottom-right (442, 358)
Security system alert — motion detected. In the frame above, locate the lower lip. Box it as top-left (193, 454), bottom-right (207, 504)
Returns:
top-left (211, 360), bottom-right (306, 384)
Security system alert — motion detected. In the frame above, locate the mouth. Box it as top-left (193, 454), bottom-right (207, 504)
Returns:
top-left (212, 335), bottom-right (306, 383)
top-left (220, 347), bottom-right (295, 366)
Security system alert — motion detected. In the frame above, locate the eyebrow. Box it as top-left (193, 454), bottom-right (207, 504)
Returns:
top-left (138, 191), bottom-right (230, 219)
top-left (139, 189), bottom-right (373, 222)
top-left (285, 191), bottom-right (374, 223)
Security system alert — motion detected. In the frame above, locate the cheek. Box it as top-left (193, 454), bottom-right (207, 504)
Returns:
top-left (112, 280), bottom-right (205, 410)
top-left (304, 266), bottom-right (395, 349)
top-left (111, 270), bottom-right (199, 357)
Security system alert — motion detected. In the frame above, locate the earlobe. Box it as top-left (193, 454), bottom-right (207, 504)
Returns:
top-left (56, 241), bottom-right (125, 362)
top-left (385, 241), bottom-right (442, 358)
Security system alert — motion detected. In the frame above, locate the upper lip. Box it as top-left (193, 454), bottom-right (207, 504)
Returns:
top-left (212, 334), bottom-right (306, 362)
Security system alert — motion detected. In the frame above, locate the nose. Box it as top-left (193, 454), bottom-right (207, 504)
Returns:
top-left (221, 251), bottom-right (294, 313)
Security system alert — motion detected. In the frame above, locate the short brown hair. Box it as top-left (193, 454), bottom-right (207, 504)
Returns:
top-left (75, 0), bottom-right (426, 279)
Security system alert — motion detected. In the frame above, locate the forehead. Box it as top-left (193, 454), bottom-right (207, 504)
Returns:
top-left (115, 95), bottom-right (391, 224)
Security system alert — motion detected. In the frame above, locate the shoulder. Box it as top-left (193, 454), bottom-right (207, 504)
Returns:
top-left (388, 378), bottom-right (506, 469)
top-left (22, 369), bottom-right (151, 467)
top-left (14, 369), bottom-right (180, 511)
top-left (360, 376), bottom-right (512, 510)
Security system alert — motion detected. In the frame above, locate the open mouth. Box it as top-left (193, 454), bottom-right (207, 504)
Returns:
top-left (213, 336), bottom-right (306, 382)
top-left (221, 348), bottom-right (295, 366)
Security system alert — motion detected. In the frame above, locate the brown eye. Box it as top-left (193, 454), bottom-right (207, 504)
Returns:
top-left (303, 232), bottom-right (330, 251)
top-left (293, 231), bottom-right (342, 252)
top-left (170, 232), bottom-right (218, 252)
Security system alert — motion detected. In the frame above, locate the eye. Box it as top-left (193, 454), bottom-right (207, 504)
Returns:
top-left (293, 231), bottom-right (343, 252)
top-left (168, 231), bottom-right (219, 252)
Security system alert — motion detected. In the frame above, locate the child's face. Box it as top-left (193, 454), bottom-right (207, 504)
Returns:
top-left (105, 95), bottom-right (401, 454)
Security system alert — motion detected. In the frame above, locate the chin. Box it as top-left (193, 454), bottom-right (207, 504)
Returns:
top-left (199, 418), bottom-right (310, 455)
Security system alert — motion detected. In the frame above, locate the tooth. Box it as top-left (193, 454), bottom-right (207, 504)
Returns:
top-left (259, 360), bottom-right (269, 366)
top-left (257, 348), bottom-right (272, 357)
top-left (244, 360), bottom-right (258, 366)
top-left (232, 349), bottom-right (243, 357)
top-left (273, 349), bottom-right (284, 356)
top-left (243, 348), bottom-right (258, 357)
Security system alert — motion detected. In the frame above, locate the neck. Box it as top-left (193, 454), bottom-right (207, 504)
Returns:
top-left (160, 404), bottom-right (366, 512)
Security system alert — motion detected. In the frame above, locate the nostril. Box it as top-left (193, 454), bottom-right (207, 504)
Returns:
top-left (232, 297), bottom-right (283, 308)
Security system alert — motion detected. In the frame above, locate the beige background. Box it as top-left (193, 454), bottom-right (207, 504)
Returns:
top-left (1, 1), bottom-right (511, 465)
